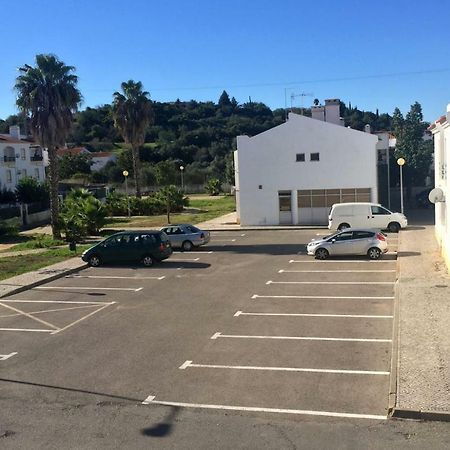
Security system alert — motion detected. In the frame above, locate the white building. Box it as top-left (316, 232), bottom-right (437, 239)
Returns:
top-left (0, 126), bottom-right (45, 191)
top-left (429, 104), bottom-right (450, 272)
top-left (56, 147), bottom-right (117, 172)
top-left (234, 103), bottom-right (378, 226)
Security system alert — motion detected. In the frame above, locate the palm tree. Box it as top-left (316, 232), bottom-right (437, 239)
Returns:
top-left (112, 80), bottom-right (153, 197)
top-left (15, 54), bottom-right (82, 239)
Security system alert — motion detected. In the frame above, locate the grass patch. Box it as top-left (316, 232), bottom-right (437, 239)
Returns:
top-left (106, 195), bottom-right (235, 228)
top-left (0, 246), bottom-right (90, 281)
top-left (0, 235), bottom-right (65, 252)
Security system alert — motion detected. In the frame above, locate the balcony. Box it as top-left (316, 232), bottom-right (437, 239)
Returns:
top-left (30, 155), bottom-right (44, 162)
top-left (3, 156), bottom-right (16, 163)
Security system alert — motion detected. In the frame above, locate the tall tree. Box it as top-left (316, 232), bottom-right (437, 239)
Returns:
top-left (15, 54), bottom-right (82, 238)
top-left (392, 102), bottom-right (432, 197)
top-left (112, 80), bottom-right (153, 197)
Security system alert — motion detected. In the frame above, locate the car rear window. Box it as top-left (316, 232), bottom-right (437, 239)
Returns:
top-left (353, 231), bottom-right (375, 239)
top-left (140, 234), bottom-right (157, 243)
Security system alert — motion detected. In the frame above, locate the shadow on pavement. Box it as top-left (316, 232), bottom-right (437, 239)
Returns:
top-left (397, 251), bottom-right (422, 257)
top-left (141, 406), bottom-right (180, 438)
top-left (206, 244), bottom-right (306, 256)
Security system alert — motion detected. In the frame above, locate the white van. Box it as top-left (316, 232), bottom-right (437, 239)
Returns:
top-left (328, 203), bottom-right (408, 232)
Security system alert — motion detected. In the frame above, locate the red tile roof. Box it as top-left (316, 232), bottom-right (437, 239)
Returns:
top-left (428, 115), bottom-right (447, 131)
top-left (56, 147), bottom-right (89, 156)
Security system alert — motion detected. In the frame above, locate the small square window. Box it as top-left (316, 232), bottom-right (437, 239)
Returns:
top-left (310, 153), bottom-right (320, 161)
top-left (296, 153), bottom-right (305, 162)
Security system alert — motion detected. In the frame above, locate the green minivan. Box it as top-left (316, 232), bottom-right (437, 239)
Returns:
top-left (81, 231), bottom-right (172, 267)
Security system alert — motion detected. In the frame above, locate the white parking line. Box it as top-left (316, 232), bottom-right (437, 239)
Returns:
top-left (266, 280), bottom-right (395, 285)
top-left (141, 395), bottom-right (386, 420)
top-left (1, 299), bottom-right (115, 305)
top-left (178, 360), bottom-right (389, 376)
top-left (289, 260), bottom-right (396, 264)
top-left (212, 239), bottom-right (236, 242)
top-left (66, 275), bottom-right (165, 280)
top-left (279, 269), bottom-right (396, 273)
top-left (234, 311), bottom-right (393, 319)
top-left (0, 328), bottom-right (53, 333)
top-left (0, 352), bottom-right (18, 361)
top-left (34, 286), bottom-right (143, 292)
top-left (211, 233), bottom-right (245, 237)
top-left (210, 332), bottom-right (391, 343)
top-left (0, 304), bottom-right (100, 319)
top-left (176, 251), bottom-right (214, 254)
top-left (252, 294), bottom-right (394, 300)
top-left (169, 258), bottom-right (200, 262)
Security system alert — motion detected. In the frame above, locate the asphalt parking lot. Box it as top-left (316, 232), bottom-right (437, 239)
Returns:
top-left (1, 230), bottom-right (401, 444)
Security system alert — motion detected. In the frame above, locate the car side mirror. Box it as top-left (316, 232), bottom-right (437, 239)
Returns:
top-left (331, 239), bottom-right (336, 243)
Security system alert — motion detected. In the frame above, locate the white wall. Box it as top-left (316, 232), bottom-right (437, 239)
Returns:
top-left (236, 113), bottom-right (378, 225)
top-left (431, 112), bottom-right (450, 272)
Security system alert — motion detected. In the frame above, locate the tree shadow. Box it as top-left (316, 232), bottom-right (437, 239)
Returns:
top-left (141, 406), bottom-right (180, 438)
top-left (206, 244), bottom-right (307, 256)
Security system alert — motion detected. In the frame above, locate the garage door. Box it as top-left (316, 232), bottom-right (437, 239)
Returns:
top-left (298, 188), bottom-right (371, 225)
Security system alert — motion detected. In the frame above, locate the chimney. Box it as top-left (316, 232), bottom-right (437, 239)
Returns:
top-left (364, 124), bottom-right (372, 133)
top-left (324, 99), bottom-right (341, 125)
top-left (9, 125), bottom-right (20, 140)
top-left (311, 105), bottom-right (325, 122)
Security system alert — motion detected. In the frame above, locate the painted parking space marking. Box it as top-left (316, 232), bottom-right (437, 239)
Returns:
top-left (289, 260), bottom-right (396, 264)
top-left (169, 257), bottom-right (200, 262)
top-left (0, 352), bottom-right (18, 361)
top-left (212, 239), bottom-right (236, 242)
top-left (234, 311), bottom-right (393, 319)
top-left (266, 280), bottom-right (395, 285)
top-left (174, 251), bottom-right (214, 254)
top-left (279, 269), bottom-right (396, 273)
top-left (178, 360), bottom-right (389, 376)
top-left (0, 301), bottom-right (59, 330)
top-left (66, 275), bottom-right (165, 280)
top-left (0, 299), bottom-right (115, 334)
top-left (210, 332), bottom-right (391, 343)
top-left (252, 294), bottom-right (394, 300)
top-left (210, 233), bottom-right (245, 237)
top-left (141, 395), bottom-right (386, 420)
top-left (34, 286), bottom-right (143, 292)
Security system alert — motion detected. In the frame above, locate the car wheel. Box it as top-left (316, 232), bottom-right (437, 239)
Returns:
top-left (182, 240), bottom-right (193, 251)
top-left (142, 255), bottom-right (154, 267)
top-left (388, 222), bottom-right (400, 233)
top-left (88, 255), bottom-right (101, 267)
top-left (367, 247), bottom-right (382, 260)
top-left (338, 223), bottom-right (350, 231)
top-left (315, 248), bottom-right (329, 260)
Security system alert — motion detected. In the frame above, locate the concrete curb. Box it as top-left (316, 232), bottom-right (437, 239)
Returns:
top-left (391, 408), bottom-right (450, 422)
top-left (0, 262), bottom-right (88, 299)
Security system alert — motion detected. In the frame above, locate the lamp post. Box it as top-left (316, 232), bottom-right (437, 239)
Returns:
top-left (397, 158), bottom-right (405, 214)
top-left (180, 165), bottom-right (184, 192)
top-left (123, 170), bottom-right (131, 217)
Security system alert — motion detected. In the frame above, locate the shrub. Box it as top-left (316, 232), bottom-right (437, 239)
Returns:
top-left (60, 189), bottom-right (107, 240)
top-left (15, 177), bottom-right (49, 204)
top-left (205, 178), bottom-right (222, 196)
top-left (155, 185), bottom-right (189, 223)
top-left (0, 219), bottom-right (19, 237)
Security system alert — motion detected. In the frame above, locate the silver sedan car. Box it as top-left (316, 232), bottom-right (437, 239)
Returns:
top-left (160, 224), bottom-right (211, 251)
top-left (307, 229), bottom-right (388, 260)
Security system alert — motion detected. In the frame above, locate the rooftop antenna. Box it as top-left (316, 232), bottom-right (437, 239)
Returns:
top-left (290, 92), bottom-right (314, 115)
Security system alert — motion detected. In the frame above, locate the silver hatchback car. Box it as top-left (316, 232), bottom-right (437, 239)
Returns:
top-left (160, 224), bottom-right (211, 251)
top-left (307, 229), bottom-right (388, 260)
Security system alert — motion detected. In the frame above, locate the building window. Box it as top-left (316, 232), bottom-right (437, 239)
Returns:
top-left (6, 170), bottom-right (12, 183)
top-left (35, 168), bottom-right (40, 179)
top-left (21, 148), bottom-right (26, 160)
top-left (297, 188), bottom-right (372, 208)
top-left (310, 153), bottom-right (320, 161)
top-left (22, 169), bottom-right (27, 178)
top-left (296, 153), bottom-right (305, 162)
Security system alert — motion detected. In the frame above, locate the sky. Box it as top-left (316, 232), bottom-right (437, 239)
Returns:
top-left (1, 0), bottom-right (449, 122)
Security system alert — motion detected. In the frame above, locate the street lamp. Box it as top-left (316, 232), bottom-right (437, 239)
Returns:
top-left (123, 170), bottom-right (131, 217)
top-left (179, 165), bottom-right (184, 192)
top-left (397, 158), bottom-right (405, 214)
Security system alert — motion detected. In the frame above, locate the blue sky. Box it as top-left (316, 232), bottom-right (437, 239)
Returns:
top-left (1, 0), bottom-right (449, 121)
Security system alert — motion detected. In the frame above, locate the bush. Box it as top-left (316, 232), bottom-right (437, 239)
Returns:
top-left (0, 219), bottom-right (19, 237)
top-left (60, 189), bottom-right (107, 240)
top-left (0, 188), bottom-right (16, 205)
top-left (15, 177), bottom-right (49, 204)
top-left (205, 178), bottom-right (222, 195)
top-left (155, 185), bottom-right (189, 223)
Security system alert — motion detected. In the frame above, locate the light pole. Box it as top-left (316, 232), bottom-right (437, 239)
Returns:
top-left (397, 158), bottom-right (405, 214)
top-left (123, 170), bottom-right (131, 217)
top-left (180, 165), bottom-right (184, 192)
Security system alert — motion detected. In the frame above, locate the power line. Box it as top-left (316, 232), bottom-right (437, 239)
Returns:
top-left (82, 68), bottom-right (450, 92)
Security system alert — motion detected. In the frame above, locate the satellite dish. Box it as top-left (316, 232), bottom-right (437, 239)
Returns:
top-left (429, 188), bottom-right (445, 204)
